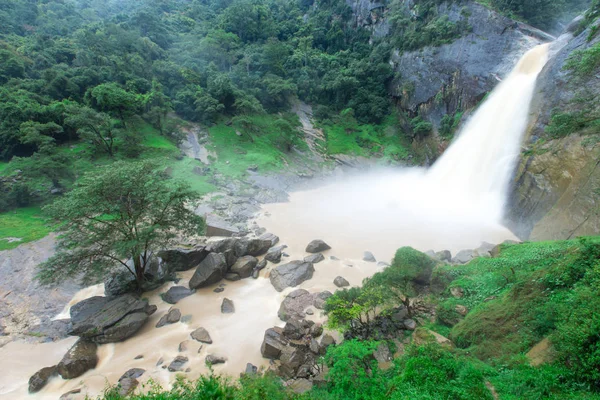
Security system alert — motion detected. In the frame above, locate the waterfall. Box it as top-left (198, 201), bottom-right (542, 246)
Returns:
top-left (259, 44), bottom-right (552, 257)
top-left (428, 44), bottom-right (550, 220)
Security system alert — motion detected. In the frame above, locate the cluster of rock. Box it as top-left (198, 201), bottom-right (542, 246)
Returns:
top-left (425, 240), bottom-right (519, 265)
top-left (260, 319), bottom-right (336, 393)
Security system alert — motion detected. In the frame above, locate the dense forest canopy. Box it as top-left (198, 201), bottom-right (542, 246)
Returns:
top-left (0, 0), bottom-right (592, 213)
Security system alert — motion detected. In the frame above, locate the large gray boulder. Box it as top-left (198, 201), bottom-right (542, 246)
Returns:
top-left (69, 295), bottom-right (155, 343)
top-left (333, 276), bottom-right (350, 287)
top-left (305, 240), bottom-right (331, 253)
top-left (304, 253), bottom-right (324, 264)
top-left (270, 261), bottom-right (315, 292)
top-left (229, 256), bottom-right (258, 279)
top-left (452, 249), bottom-right (476, 264)
top-left (234, 238), bottom-right (272, 257)
top-left (161, 286), bottom-right (194, 304)
top-left (57, 339), bottom-right (98, 379)
top-left (265, 247), bottom-right (283, 263)
top-left (278, 289), bottom-right (317, 322)
top-left (205, 238), bottom-right (238, 253)
top-left (29, 366), bottom-right (57, 393)
top-left (158, 246), bottom-right (209, 272)
top-left (260, 327), bottom-right (289, 359)
top-left (155, 308), bottom-right (181, 328)
top-left (189, 253), bottom-right (228, 289)
top-left (259, 233), bottom-right (280, 246)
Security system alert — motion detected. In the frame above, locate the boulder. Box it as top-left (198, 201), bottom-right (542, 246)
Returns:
top-left (363, 251), bottom-right (376, 262)
top-left (158, 246), bottom-right (209, 272)
top-left (320, 334), bottom-right (336, 353)
top-left (283, 319), bottom-right (307, 340)
top-left (155, 308), bottom-right (181, 328)
top-left (244, 363), bottom-right (258, 375)
top-left (373, 343), bottom-right (392, 363)
top-left (313, 291), bottom-right (332, 310)
top-left (256, 259), bottom-right (267, 270)
top-left (57, 339), bottom-right (98, 379)
top-left (234, 239), bottom-right (272, 257)
top-left (190, 327), bottom-right (213, 344)
top-left (168, 356), bottom-right (188, 372)
top-left (189, 253), bottom-right (228, 289)
top-left (475, 242), bottom-right (496, 257)
top-left (333, 276), bottom-right (350, 287)
top-left (118, 377), bottom-right (139, 397)
top-left (222, 249), bottom-right (238, 268)
top-left (230, 256), bottom-right (258, 278)
top-left (304, 253), bottom-right (324, 264)
top-left (225, 273), bottom-right (241, 281)
top-left (28, 366), bottom-right (57, 393)
top-left (377, 261), bottom-right (390, 267)
top-left (205, 238), bottom-right (238, 253)
top-left (205, 355), bottom-right (227, 365)
top-left (261, 327), bottom-right (289, 359)
top-left (278, 289), bottom-right (316, 321)
top-left (452, 249), bottom-right (475, 264)
top-left (265, 248), bottom-right (283, 263)
top-left (205, 215), bottom-right (239, 237)
top-left (259, 233), bottom-right (280, 246)
top-left (403, 319), bottom-right (417, 331)
top-left (305, 240), bottom-right (331, 253)
top-left (119, 368), bottom-right (145, 380)
top-left (221, 298), bottom-right (235, 314)
top-left (69, 295), bottom-right (154, 343)
top-left (289, 379), bottom-right (313, 394)
top-left (270, 261), bottom-right (315, 292)
top-left (161, 286), bottom-right (194, 304)
top-left (435, 250), bottom-right (452, 262)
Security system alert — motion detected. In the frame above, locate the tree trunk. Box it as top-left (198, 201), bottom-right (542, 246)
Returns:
top-left (132, 254), bottom-right (145, 290)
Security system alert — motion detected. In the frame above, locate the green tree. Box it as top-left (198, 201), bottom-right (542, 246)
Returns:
top-left (367, 247), bottom-right (436, 315)
top-left (324, 285), bottom-right (386, 335)
top-left (37, 161), bottom-right (204, 288)
top-left (65, 106), bottom-right (120, 157)
top-left (86, 83), bottom-right (142, 129)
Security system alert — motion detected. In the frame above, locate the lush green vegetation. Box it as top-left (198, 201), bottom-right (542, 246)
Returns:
top-left (0, 207), bottom-right (52, 250)
top-left (38, 161), bottom-right (203, 288)
top-left (479, 0), bottom-right (591, 30)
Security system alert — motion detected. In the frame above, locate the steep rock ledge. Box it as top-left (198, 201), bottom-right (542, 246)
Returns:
top-left (508, 21), bottom-right (600, 240)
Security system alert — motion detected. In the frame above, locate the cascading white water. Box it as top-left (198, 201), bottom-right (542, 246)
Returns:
top-left (260, 44), bottom-right (551, 258)
top-left (0, 45), bottom-right (551, 400)
top-left (428, 44), bottom-right (550, 221)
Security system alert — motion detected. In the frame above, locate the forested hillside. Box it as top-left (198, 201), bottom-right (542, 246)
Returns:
top-left (0, 0), bottom-right (591, 216)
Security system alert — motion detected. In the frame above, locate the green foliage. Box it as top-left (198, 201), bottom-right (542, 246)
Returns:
top-left (410, 116), bottom-right (434, 138)
top-left (37, 161), bottom-right (204, 287)
top-left (439, 112), bottom-right (463, 138)
top-left (545, 110), bottom-right (600, 138)
top-left (565, 42), bottom-right (600, 78)
top-left (487, 0), bottom-right (591, 30)
top-left (0, 207), bottom-right (52, 251)
top-left (388, 0), bottom-right (472, 52)
top-left (321, 113), bottom-right (411, 160)
top-left (321, 340), bottom-right (385, 400)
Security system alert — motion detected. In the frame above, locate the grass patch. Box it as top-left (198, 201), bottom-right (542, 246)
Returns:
top-left (321, 114), bottom-right (411, 161)
top-left (0, 207), bottom-right (52, 250)
top-left (207, 113), bottom-right (303, 178)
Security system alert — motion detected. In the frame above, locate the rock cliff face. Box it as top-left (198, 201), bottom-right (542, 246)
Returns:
top-left (507, 21), bottom-right (600, 240)
top-left (388, 1), bottom-right (552, 127)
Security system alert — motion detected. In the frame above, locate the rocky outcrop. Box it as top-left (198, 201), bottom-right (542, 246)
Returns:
top-left (158, 246), bottom-right (209, 272)
top-left (260, 319), bottom-right (330, 384)
top-left (69, 295), bottom-right (155, 343)
top-left (28, 366), bottom-right (57, 393)
top-left (229, 256), bottom-right (258, 279)
top-left (270, 261), bottom-right (315, 292)
top-left (390, 1), bottom-right (551, 134)
top-left (508, 22), bottom-right (600, 240)
top-left (57, 339), bottom-right (98, 379)
top-left (278, 289), bottom-right (317, 322)
top-left (189, 253), bottom-right (228, 289)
